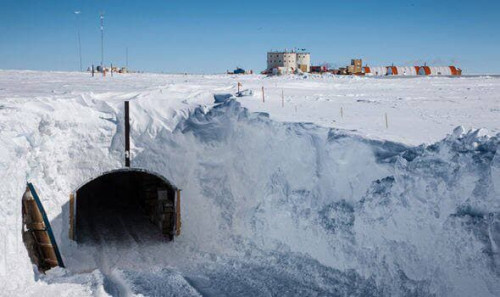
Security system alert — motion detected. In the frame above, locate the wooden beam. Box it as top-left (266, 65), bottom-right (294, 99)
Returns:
top-left (69, 193), bottom-right (75, 240)
top-left (176, 189), bottom-right (181, 236)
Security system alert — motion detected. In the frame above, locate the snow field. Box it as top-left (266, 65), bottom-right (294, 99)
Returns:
top-left (0, 71), bottom-right (498, 296)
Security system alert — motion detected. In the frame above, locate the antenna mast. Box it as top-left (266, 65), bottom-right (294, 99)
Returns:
top-left (100, 12), bottom-right (104, 67)
top-left (74, 11), bottom-right (83, 72)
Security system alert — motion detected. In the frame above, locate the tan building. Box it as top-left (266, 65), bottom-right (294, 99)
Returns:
top-left (348, 59), bottom-right (363, 74)
top-left (296, 53), bottom-right (311, 72)
top-left (267, 50), bottom-right (311, 73)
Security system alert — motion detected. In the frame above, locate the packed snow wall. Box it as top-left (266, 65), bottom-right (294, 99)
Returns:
top-left (124, 98), bottom-right (500, 296)
top-left (1, 93), bottom-right (499, 296)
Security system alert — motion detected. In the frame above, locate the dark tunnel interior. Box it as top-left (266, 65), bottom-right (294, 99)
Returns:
top-left (75, 170), bottom-right (176, 244)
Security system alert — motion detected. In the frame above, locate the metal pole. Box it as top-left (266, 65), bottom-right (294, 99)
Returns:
top-left (125, 101), bottom-right (130, 167)
top-left (75, 11), bottom-right (83, 72)
top-left (126, 47), bottom-right (128, 69)
top-left (100, 13), bottom-right (104, 67)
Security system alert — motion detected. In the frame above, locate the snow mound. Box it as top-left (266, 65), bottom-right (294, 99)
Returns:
top-left (130, 99), bottom-right (499, 296)
top-left (236, 89), bottom-right (253, 97)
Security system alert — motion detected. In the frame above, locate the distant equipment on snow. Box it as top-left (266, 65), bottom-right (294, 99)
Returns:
top-left (364, 65), bottom-right (461, 76)
top-left (227, 67), bottom-right (253, 75)
top-left (263, 50), bottom-right (462, 76)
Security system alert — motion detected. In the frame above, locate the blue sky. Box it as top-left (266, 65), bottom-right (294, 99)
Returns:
top-left (0, 0), bottom-right (499, 73)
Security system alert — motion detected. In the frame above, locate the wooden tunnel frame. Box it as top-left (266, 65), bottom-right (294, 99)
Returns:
top-left (68, 167), bottom-right (182, 242)
top-left (22, 183), bottom-right (65, 272)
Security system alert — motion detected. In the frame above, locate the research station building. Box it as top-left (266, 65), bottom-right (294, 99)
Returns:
top-left (267, 51), bottom-right (311, 74)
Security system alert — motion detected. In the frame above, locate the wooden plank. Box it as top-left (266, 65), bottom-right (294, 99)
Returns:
top-left (27, 183), bottom-right (65, 268)
top-left (26, 222), bottom-right (45, 230)
top-left (44, 259), bottom-right (59, 266)
top-left (175, 189), bottom-right (181, 236)
top-left (69, 193), bottom-right (75, 240)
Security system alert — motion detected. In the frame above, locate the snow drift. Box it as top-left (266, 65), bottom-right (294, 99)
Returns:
top-left (141, 99), bottom-right (499, 296)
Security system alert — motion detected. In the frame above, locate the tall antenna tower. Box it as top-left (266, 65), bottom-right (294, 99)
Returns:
top-left (100, 12), bottom-right (104, 67)
top-left (74, 11), bottom-right (83, 72)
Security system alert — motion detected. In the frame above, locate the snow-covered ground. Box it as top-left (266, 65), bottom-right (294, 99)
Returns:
top-left (0, 70), bottom-right (499, 296)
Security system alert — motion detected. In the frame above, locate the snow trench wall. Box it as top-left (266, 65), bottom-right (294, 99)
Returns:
top-left (130, 99), bottom-right (500, 296)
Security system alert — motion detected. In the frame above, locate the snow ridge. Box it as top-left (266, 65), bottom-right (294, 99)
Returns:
top-left (129, 99), bottom-right (499, 296)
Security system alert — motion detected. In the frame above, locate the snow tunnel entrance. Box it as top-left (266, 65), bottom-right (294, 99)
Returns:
top-left (72, 169), bottom-right (180, 244)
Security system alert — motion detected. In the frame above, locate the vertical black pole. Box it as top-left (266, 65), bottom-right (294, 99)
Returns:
top-left (124, 101), bottom-right (130, 167)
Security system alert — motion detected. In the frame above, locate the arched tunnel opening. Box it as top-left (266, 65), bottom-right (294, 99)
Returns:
top-left (73, 169), bottom-right (180, 244)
